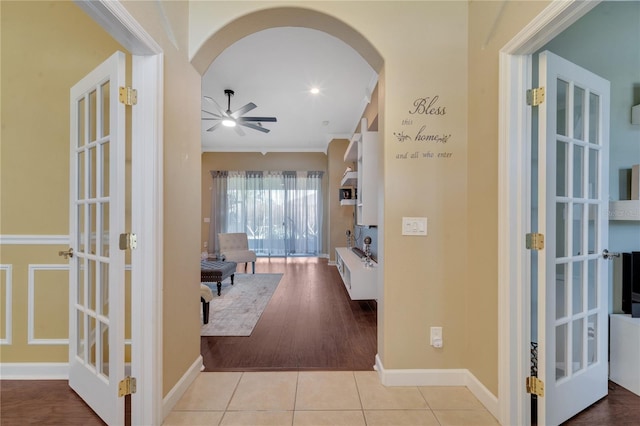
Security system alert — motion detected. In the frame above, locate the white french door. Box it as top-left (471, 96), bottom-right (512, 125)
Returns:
top-left (535, 50), bottom-right (610, 425)
top-left (68, 51), bottom-right (127, 425)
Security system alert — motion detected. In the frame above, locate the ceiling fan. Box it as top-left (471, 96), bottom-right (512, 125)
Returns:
top-left (202, 89), bottom-right (277, 135)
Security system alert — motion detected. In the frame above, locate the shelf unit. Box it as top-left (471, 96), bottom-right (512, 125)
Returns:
top-left (335, 247), bottom-right (377, 300)
top-left (355, 118), bottom-right (378, 226)
top-left (609, 200), bottom-right (640, 221)
top-left (341, 171), bottom-right (357, 187)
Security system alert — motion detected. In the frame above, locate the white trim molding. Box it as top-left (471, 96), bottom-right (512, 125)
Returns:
top-left (27, 264), bottom-right (70, 345)
top-left (0, 363), bottom-right (69, 379)
top-left (0, 265), bottom-right (13, 345)
top-left (162, 356), bottom-right (203, 420)
top-left (375, 355), bottom-right (499, 421)
top-left (0, 235), bottom-right (70, 245)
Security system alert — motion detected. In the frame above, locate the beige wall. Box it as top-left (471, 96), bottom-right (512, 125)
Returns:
top-left (201, 152), bottom-right (329, 253)
top-left (119, 0), bottom-right (202, 397)
top-left (466, 0), bottom-right (551, 393)
top-left (0, 1), bottom-right (126, 362)
top-left (190, 0), bottom-right (472, 380)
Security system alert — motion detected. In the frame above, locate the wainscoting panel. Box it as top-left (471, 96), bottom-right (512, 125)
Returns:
top-left (28, 264), bottom-right (70, 345)
top-left (1, 264), bottom-right (13, 345)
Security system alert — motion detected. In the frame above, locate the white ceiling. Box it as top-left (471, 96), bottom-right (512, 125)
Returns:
top-left (201, 27), bottom-right (378, 153)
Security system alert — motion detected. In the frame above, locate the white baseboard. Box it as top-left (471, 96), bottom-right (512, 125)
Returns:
top-left (161, 355), bottom-right (203, 420)
top-left (374, 355), bottom-right (499, 421)
top-left (0, 362), bottom-right (69, 379)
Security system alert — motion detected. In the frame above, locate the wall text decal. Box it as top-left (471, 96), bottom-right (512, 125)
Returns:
top-left (393, 94), bottom-right (454, 161)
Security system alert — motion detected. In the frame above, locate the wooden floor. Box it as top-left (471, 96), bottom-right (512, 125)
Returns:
top-left (1, 257), bottom-right (638, 425)
top-left (200, 257), bottom-right (378, 371)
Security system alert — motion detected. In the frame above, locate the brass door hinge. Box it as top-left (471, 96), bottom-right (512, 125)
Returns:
top-left (526, 376), bottom-right (544, 397)
top-left (119, 233), bottom-right (137, 250)
top-left (527, 87), bottom-right (545, 106)
top-left (119, 86), bottom-right (137, 106)
top-left (118, 376), bottom-right (137, 397)
top-left (526, 233), bottom-right (545, 250)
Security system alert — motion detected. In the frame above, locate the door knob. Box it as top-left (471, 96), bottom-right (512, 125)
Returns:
top-left (58, 248), bottom-right (74, 259)
top-left (602, 249), bottom-right (620, 260)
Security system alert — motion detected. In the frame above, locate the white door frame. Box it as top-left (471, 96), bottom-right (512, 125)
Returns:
top-left (497, 1), bottom-right (601, 425)
top-left (73, 1), bottom-right (163, 425)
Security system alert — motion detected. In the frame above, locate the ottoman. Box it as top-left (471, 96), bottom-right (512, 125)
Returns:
top-left (201, 260), bottom-right (237, 296)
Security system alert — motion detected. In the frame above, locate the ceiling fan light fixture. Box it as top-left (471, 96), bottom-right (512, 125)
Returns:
top-left (222, 118), bottom-right (236, 127)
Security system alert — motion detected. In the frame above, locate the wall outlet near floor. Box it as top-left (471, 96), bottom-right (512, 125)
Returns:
top-left (430, 326), bottom-right (443, 348)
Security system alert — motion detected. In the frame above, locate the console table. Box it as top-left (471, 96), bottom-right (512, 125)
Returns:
top-left (335, 247), bottom-right (377, 300)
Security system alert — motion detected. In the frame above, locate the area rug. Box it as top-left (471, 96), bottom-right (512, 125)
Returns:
top-left (201, 273), bottom-right (283, 336)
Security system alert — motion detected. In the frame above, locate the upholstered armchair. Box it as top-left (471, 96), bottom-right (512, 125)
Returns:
top-left (218, 232), bottom-right (257, 273)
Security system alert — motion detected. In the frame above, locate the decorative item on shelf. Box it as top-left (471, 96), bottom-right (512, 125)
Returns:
top-left (346, 229), bottom-right (352, 248)
top-left (339, 188), bottom-right (353, 201)
top-left (363, 236), bottom-right (373, 268)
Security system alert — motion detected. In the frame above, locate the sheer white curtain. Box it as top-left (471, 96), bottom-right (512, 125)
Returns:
top-left (209, 170), bottom-right (323, 257)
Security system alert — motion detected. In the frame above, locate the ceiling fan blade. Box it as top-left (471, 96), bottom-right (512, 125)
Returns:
top-left (202, 109), bottom-right (222, 118)
top-left (206, 122), bottom-right (223, 132)
top-left (237, 116), bottom-right (277, 122)
top-left (240, 122), bottom-right (270, 133)
top-left (203, 96), bottom-right (226, 116)
top-left (230, 102), bottom-right (257, 119)
top-left (234, 125), bottom-right (246, 136)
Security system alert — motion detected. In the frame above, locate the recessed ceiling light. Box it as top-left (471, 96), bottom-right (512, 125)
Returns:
top-left (310, 87), bottom-right (320, 95)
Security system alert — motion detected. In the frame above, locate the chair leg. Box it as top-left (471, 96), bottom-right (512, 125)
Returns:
top-left (201, 298), bottom-right (209, 324)
top-left (217, 281), bottom-right (222, 296)
top-left (244, 262), bottom-right (248, 272)
top-left (231, 274), bottom-right (235, 285)
top-left (252, 261), bottom-right (255, 274)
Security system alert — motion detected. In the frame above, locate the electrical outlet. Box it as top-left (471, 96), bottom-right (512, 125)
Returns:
top-left (430, 326), bottom-right (443, 348)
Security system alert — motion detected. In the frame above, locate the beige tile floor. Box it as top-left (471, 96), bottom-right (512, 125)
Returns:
top-left (164, 371), bottom-right (499, 426)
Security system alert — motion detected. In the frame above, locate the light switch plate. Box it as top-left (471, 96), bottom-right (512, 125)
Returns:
top-left (402, 217), bottom-right (427, 236)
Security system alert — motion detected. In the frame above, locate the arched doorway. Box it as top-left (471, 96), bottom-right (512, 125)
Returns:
top-left (192, 6), bottom-right (385, 371)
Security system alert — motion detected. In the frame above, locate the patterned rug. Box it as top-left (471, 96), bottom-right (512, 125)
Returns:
top-left (201, 273), bottom-right (283, 336)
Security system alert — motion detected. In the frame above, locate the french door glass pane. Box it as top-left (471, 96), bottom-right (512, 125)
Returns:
top-left (102, 203), bottom-right (110, 257)
top-left (588, 314), bottom-right (598, 366)
top-left (587, 260), bottom-right (597, 310)
top-left (572, 261), bottom-right (583, 315)
top-left (78, 204), bottom-right (85, 252)
top-left (101, 322), bottom-right (109, 377)
top-left (556, 263), bottom-right (568, 319)
top-left (573, 145), bottom-right (584, 198)
top-left (572, 318), bottom-right (584, 373)
top-left (573, 86), bottom-right (585, 140)
top-left (89, 203), bottom-right (97, 255)
top-left (557, 79), bottom-right (569, 137)
top-left (573, 203), bottom-right (584, 256)
top-left (89, 315), bottom-right (97, 367)
top-left (78, 151), bottom-right (85, 199)
top-left (588, 204), bottom-right (597, 254)
top-left (556, 203), bottom-right (568, 258)
top-left (556, 322), bottom-right (568, 380)
top-left (589, 92), bottom-right (600, 144)
top-left (102, 141), bottom-right (110, 197)
top-left (101, 81), bottom-right (110, 138)
top-left (89, 90), bottom-right (97, 143)
top-left (78, 98), bottom-right (86, 148)
top-left (588, 148), bottom-right (599, 198)
top-left (557, 141), bottom-right (568, 196)
top-left (77, 309), bottom-right (84, 358)
top-left (89, 147), bottom-right (97, 199)
top-left (77, 259), bottom-right (85, 306)
top-left (88, 260), bottom-right (96, 312)
top-left (101, 263), bottom-right (109, 316)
